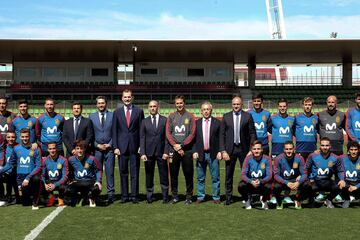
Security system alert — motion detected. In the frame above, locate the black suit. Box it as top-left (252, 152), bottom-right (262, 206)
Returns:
top-left (140, 114), bottom-right (169, 201)
top-left (63, 116), bottom-right (94, 157)
top-left (220, 110), bottom-right (257, 201)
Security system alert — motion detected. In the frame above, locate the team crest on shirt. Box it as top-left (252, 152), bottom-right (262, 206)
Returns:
top-left (356, 164), bottom-right (360, 170)
top-left (261, 163), bottom-right (266, 169)
top-left (84, 162), bottom-right (90, 169)
top-left (293, 162), bottom-right (298, 169)
top-left (184, 118), bottom-right (189, 125)
top-left (288, 120), bottom-right (293, 125)
top-left (312, 119), bottom-right (317, 125)
top-left (262, 115), bottom-right (266, 121)
top-left (28, 121), bottom-right (33, 127)
top-left (55, 119), bottom-right (60, 125)
top-left (57, 163), bottom-right (62, 169)
top-left (29, 150), bottom-right (34, 157)
top-left (328, 161), bottom-right (334, 167)
top-left (7, 117), bottom-right (12, 124)
top-left (336, 116), bottom-right (340, 124)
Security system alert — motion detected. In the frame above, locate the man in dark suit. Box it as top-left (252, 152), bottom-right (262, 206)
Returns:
top-left (89, 96), bottom-right (115, 203)
top-left (220, 95), bottom-right (257, 205)
top-left (112, 89), bottom-right (144, 203)
top-left (140, 100), bottom-right (169, 204)
top-left (63, 102), bottom-right (94, 157)
top-left (192, 101), bottom-right (221, 204)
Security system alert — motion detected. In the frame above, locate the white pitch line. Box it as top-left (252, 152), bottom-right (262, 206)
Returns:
top-left (24, 206), bottom-right (66, 240)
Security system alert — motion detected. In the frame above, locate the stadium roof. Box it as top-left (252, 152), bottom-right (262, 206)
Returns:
top-left (0, 39), bottom-right (359, 63)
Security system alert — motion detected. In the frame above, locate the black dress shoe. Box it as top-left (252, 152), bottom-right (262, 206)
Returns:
top-left (120, 198), bottom-right (129, 204)
top-left (132, 199), bottom-right (139, 204)
top-left (108, 197), bottom-right (114, 204)
top-left (146, 199), bottom-right (153, 204)
top-left (162, 199), bottom-right (169, 204)
top-left (224, 198), bottom-right (233, 205)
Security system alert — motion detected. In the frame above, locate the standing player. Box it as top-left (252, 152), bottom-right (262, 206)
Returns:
top-left (238, 140), bottom-right (272, 210)
top-left (273, 141), bottom-right (308, 209)
top-left (306, 137), bottom-right (345, 208)
top-left (36, 98), bottom-right (65, 156)
top-left (338, 141), bottom-right (360, 208)
top-left (294, 97), bottom-right (318, 160)
top-left (269, 98), bottom-right (295, 158)
top-left (248, 93), bottom-right (271, 155)
top-left (0, 96), bottom-right (16, 138)
top-left (41, 142), bottom-right (68, 207)
top-left (12, 100), bottom-right (37, 144)
top-left (11, 129), bottom-right (42, 210)
top-left (166, 95), bottom-right (196, 204)
top-left (67, 140), bottom-right (102, 207)
top-left (345, 93), bottom-right (360, 145)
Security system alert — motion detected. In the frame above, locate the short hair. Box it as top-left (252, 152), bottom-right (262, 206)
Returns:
top-left (251, 140), bottom-right (263, 148)
top-left (355, 93), bottom-right (360, 99)
top-left (302, 97), bottom-right (314, 104)
top-left (45, 97), bottom-right (55, 104)
top-left (96, 96), bottom-right (107, 103)
top-left (348, 141), bottom-right (360, 151)
top-left (278, 98), bottom-right (288, 105)
top-left (72, 101), bottom-right (83, 109)
top-left (252, 93), bottom-right (263, 101)
top-left (6, 130), bottom-right (15, 135)
top-left (201, 101), bottom-right (212, 109)
top-left (73, 139), bottom-right (87, 149)
top-left (320, 137), bottom-right (331, 143)
top-left (283, 141), bottom-right (294, 147)
top-left (20, 128), bottom-right (30, 134)
top-left (232, 94), bottom-right (242, 100)
top-left (0, 96), bottom-right (8, 102)
top-left (149, 100), bottom-right (159, 106)
top-left (327, 95), bottom-right (337, 102)
top-left (174, 95), bottom-right (185, 103)
top-left (47, 142), bottom-right (57, 147)
top-left (122, 89), bottom-right (133, 96)
top-left (18, 99), bottom-right (28, 105)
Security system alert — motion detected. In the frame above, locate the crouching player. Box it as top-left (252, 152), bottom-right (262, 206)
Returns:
top-left (273, 141), bottom-right (308, 209)
top-left (67, 140), bottom-right (102, 207)
top-left (338, 141), bottom-right (360, 208)
top-left (238, 140), bottom-right (272, 210)
top-left (11, 128), bottom-right (42, 210)
top-left (41, 142), bottom-right (68, 207)
top-left (306, 137), bottom-right (345, 208)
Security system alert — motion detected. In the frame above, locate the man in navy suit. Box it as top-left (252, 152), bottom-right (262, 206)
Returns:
top-left (63, 102), bottom-right (94, 157)
top-left (192, 102), bottom-right (221, 204)
top-left (140, 100), bottom-right (169, 203)
top-left (220, 95), bottom-right (257, 205)
top-left (112, 89), bottom-right (144, 203)
top-left (89, 96), bottom-right (115, 203)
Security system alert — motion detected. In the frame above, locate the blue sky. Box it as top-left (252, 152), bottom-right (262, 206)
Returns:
top-left (0, 0), bottom-right (359, 39)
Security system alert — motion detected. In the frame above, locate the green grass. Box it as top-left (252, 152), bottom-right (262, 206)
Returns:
top-left (1, 162), bottom-right (360, 240)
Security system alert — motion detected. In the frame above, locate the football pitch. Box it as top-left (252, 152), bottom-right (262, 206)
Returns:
top-left (1, 162), bottom-right (359, 240)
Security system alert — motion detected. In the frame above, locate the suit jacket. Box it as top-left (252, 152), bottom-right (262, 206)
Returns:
top-left (140, 114), bottom-right (169, 157)
top-left (89, 111), bottom-right (113, 149)
top-left (220, 110), bottom-right (257, 155)
top-left (112, 105), bottom-right (144, 154)
top-left (193, 117), bottom-right (221, 162)
top-left (63, 116), bottom-right (94, 156)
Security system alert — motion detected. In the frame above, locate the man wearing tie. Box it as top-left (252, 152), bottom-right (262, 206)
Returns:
top-left (63, 102), bottom-right (94, 157)
top-left (220, 95), bottom-right (257, 205)
top-left (140, 100), bottom-right (169, 203)
top-left (192, 102), bottom-right (221, 204)
top-left (89, 96), bottom-right (115, 203)
top-left (112, 89), bottom-right (144, 203)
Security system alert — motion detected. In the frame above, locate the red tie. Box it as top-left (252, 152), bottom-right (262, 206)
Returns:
top-left (126, 107), bottom-right (131, 128)
top-left (204, 119), bottom-right (209, 150)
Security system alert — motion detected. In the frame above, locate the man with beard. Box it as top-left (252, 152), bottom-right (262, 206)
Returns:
top-left (273, 141), bottom-right (308, 209)
top-left (12, 100), bottom-right (37, 144)
top-left (345, 93), bottom-right (360, 145)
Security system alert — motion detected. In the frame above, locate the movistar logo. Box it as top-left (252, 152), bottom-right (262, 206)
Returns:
top-left (304, 125), bottom-right (314, 133)
top-left (317, 168), bottom-right (329, 175)
top-left (251, 170), bottom-right (262, 178)
top-left (0, 124), bottom-right (8, 132)
top-left (174, 125), bottom-right (185, 133)
top-left (283, 169), bottom-right (295, 177)
top-left (355, 121), bottom-right (360, 129)
top-left (346, 170), bottom-right (357, 178)
top-left (20, 156), bottom-right (31, 164)
top-left (46, 126), bottom-right (58, 134)
top-left (48, 170), bottom-right (59, 178)
top-left (77, 170), bottom-right (88, 177)
top-left (255, 122), bottom-right (265, 130)
top-left (325, 123), bottom-right (336, 131)
top-left (279, 126), bottom-right (290, 134)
